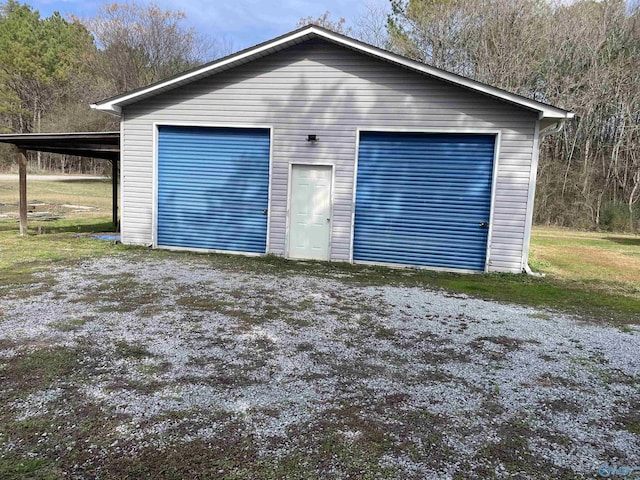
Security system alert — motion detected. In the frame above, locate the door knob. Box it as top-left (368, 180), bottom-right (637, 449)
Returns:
top-left (479, 222), bottom-right (488, 228)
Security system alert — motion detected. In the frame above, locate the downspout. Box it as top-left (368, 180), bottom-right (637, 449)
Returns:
top-left (523, 120), bottom-right (567, 277)
top-left (539, 122), bottom-right (565, 140)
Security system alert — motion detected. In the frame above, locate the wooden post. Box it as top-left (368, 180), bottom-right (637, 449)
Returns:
top-left (18, 149), bottom-right (27, 236)
top-left (112, 158), bottom-right (119, 232)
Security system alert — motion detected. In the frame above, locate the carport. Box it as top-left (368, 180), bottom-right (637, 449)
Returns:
top-left (0, 132), bottom-right (120, 234)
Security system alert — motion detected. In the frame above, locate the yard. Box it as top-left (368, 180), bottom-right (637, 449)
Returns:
top-left (0, 177), bottom-right (639, 479)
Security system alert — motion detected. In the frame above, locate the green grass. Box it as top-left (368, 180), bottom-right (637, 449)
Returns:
top-left (0, 456), bottom-right (59, 480)
top-left (0, 178), bottom-right (127, 290)
top-left (626, 418), bottom-right (640, 434)
top-left (1, 346), bottom-right (84, 392)
top-left (423, 272), bottom-right (640, 325)
top-left (114, 340), bottom-right (154, 360)
top-left (0, 178), bottom-right (118, 283)
top-left (50, 317), bottom-right (90, 332)
top-left (0, 178), bottom-right (111, 212)
top-left (0, 216), bottom-right (125, 295)
top-left (530, 227), bottom-right (640, 297)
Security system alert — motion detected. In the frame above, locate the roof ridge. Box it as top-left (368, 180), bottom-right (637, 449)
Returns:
top-left (92, 25), bottom-right (573, 120)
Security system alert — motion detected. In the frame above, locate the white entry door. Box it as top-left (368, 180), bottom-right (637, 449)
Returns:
top-left (288, 164), bottom-right (332, 260)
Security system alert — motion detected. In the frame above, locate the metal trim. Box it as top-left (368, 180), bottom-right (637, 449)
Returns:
top-left (354, 259), bottom-right (481, 275)
top-left (485, 131), bottom-right (502, 272)
top-left (521, 119), bottom-right (541, 271)
top-left (119, 112), bottom-right (126, 244)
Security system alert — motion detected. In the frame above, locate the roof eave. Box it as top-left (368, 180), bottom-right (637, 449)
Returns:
top-left (90, 103), bottom-right (121, 116)
top-left (91, 26), bottom-right (319, 111)
top-left (92, 25), bottom-right (575, 120)
top-left (320, 30), bottom-right (574, 119)
top-left (538, 110), bottom-right (575, 120)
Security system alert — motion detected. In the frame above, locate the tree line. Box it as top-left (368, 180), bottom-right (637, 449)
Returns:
top-left (0, 0), bottom-right (228, 174)
top-left (307, 0), bottom-right (640, 232)
top-left (1, 0), bottom-right (638, 231)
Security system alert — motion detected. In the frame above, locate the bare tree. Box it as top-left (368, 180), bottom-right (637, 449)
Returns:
top-left (355, 1), bottom-right (390, 48)
top-left (78, 2), bottom-right (231, 95)
top-left (296, 11), bottom-right (352, 35)
top-left (387, 0), bottom-right (640, 231)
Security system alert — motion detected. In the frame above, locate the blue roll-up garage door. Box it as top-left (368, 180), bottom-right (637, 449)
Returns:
top-left (354, 132), bottom-right (495, 271)
top-left (157, 126), bottom-right (270, 253)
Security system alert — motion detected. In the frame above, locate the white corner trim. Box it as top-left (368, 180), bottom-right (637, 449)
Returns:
top-left (151, 122), bottom-right (158, 248)
top-left (485, 131), bottom-right (502, 273)
top-left (265, 128), bottom-right (274, 254)
top-left (521, 119), bottom-right (541, 271)
top-left (521, 119), bottom-right (568, 271)
top-left (118, 111), bottom-right (125, 244)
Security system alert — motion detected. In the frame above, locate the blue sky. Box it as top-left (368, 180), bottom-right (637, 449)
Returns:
top-left (28, 0), bottom-right (373, 50)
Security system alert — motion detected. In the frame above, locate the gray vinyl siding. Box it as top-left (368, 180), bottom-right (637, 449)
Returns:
top-left (120, 39), bottom-right (538, 273)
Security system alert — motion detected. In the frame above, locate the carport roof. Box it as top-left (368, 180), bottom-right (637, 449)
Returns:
top-left (0, 132), bottom-right (120, 161)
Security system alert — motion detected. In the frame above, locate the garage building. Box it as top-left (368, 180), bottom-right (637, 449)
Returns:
top-left (92, 25), bottom-right (573, 273)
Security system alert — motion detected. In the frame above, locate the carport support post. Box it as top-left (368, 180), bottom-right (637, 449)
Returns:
top-left (18, 148), bottom-right (27, 236)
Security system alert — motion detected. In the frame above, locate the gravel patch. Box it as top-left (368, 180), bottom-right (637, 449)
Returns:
top-left (0, 254), bottom-right (638, 479)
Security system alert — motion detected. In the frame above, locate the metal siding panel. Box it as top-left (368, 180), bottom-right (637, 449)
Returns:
top-left (354, 133), bottom-right (494, 271)
top-left (157, 126), bottom-right (269, 253)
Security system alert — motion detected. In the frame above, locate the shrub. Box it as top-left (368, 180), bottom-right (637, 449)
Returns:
top-left (599, 201), bottom-right (635, 232)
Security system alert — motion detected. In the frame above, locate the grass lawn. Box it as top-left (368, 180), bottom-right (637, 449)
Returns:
top-left (0, 177), bottom-right (638, 326)
top-left (530, 227), bottom-right (640, 296)
top-left (0, 176), bottom-right (112, 220)
top-left (0, 177), bottom-right (119, 288)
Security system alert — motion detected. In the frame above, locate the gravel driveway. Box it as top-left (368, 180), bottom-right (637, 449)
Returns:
top-left (0, 254), bottom-right (638, 479)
